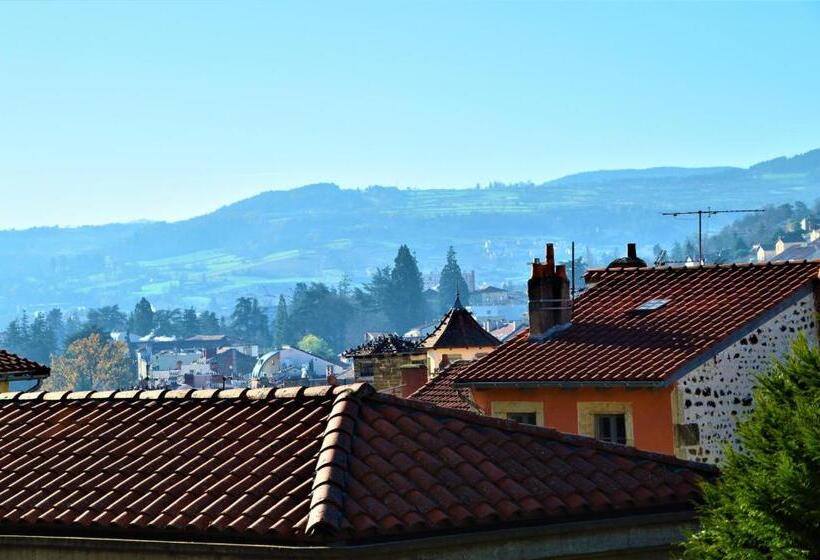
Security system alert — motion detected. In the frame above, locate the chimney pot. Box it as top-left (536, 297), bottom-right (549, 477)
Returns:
top-left (528, 242), bottom-right (572, 340)
top-left (627, 243), bottom-right (637, 259)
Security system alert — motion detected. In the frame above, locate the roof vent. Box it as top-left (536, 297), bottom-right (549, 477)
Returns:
top-left (636, 299), bottom-right (669, 311)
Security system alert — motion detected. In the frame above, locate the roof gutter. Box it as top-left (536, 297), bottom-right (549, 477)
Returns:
top-left (0, 510), bottom-right (698, 559)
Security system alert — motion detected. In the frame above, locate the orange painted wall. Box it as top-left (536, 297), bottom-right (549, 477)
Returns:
top-left (471, 386), bottom-right (676, 456)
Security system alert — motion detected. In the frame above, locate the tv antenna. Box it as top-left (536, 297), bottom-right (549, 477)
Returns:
top-left (662, 208), bottom-right (765, 264)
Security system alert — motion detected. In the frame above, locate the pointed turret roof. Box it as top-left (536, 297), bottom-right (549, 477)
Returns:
top-left (419, 297), bottom-right (500, 350)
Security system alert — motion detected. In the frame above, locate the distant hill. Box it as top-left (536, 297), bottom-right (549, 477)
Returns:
top-left (1, 149), bottom-right (818, 321)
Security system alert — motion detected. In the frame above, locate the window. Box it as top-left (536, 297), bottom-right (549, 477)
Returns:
top-left (491, 401), bottom-right (544, 426)
top-left (444, 354), bottom-right (463, 362)
top-left (594, 414), bottom-right (627, 444)
top-left (577, 402), bottom-right (634, 446)
top-left (506, 412), bottom-right (537, 425)
top-left (636, 299), bottom-right (669, 311)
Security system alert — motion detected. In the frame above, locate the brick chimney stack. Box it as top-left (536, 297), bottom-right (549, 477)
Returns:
top-left (528, 243), bottom-right (572, 341)
top-left (325, 365), bottom-right (338, 387)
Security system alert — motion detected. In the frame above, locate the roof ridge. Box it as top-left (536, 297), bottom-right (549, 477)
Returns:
top-left (587, 258), bottom-right (820, 274)
top-left (306, 384), bottom-right (373, 537)
top-left (0, 383), bottom-right (372, 403)
top-left (369, 391), bottom-right (718, 474)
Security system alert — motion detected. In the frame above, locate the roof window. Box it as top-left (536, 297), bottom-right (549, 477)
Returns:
top-left (636, 299), bottom-right (669, 311)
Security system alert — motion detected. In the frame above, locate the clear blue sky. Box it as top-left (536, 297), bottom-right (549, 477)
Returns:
top-left (1, 1), bottom-right (818, 228)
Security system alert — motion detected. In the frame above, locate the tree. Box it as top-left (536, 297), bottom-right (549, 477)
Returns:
top-left (273, 295), bottom-right (290, 349)
top-left (682, 336), bottom-right (820, 559)
top-left (45, 308), bottom-right (65, 353)
top-left (86, 305), bottom-right (127, 332)
top-left (438, 246), bottom-right (470, 313)
top-left (47, 333), bottom-right (134, 391)
top-left (197, 311), bottom-right (220, 334)
top-left (296, 334), bottom-right (335, 361)
top-left (27, 313), bottom-right (56, 365)
top-left (180, 308), bottom-right (199, 338)
top-left (153, 308), bottom-right (182, 336)
top-left (389, 245), bottom-right (427, 332)
top-left (230, 297), bottom-right (270, 347)
top-left (130, 297), bottom-right (154, 336)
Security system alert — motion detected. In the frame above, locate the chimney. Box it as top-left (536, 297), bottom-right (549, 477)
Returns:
top-left (528, 243), bottom-right (571, 340)
top-left (325, 365), bottom-right (338, 387)
top-left (627, 243), bottom-right (638, 260)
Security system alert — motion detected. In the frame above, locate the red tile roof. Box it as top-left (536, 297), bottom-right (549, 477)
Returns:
top-left (0, 384), bottom-right (714, 544)
top-left (408, 361), bottom-right (478, 412)
top-left (419, 297), bottom-right (500, 350)
top-left (456, 261), bottom-right (820, 386)
top-left (0, 350), bottom-right (50, 380)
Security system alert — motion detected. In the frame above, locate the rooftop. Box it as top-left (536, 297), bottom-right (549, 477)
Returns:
top-left (418, 296), bottom-right (500, 350)
top-left (341, 334), bottom-right (419, 358)
top-left (454, 260), bottom-right (820, 386)
top-left (0, 384), bottom-right (714, 545)
top-left (0, 350), bottom-right (50, 381)
top-left (408, 361), bottom-right (478, 412)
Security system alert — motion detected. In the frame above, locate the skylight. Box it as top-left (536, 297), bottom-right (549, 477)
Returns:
top-left (636, 299), bottom-right (669, 311)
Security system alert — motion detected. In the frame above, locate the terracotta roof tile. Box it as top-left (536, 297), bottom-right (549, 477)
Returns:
top-left (0, 350), bottom-right (50, 379)
top-left (408, 361), bottom-right (479, 411)
top-left (0, 383), bottom-right (715, 544)
top-left (455, 261), bottom-right (820, 385)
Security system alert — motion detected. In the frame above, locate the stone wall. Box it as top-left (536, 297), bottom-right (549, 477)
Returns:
top-left (675, 292), bottom-right (818, 464)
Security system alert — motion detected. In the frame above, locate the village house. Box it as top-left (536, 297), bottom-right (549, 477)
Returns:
top-left (343, 297), bottom-right (500, 394)
top-left (0, 383), bottom-right (715, 559)
top-left (0, 349), bottom-right (50, 392)
top-left (414, 243), bottom-right (820, 464)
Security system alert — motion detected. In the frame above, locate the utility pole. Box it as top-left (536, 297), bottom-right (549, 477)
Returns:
top-left (662, 208), bottom-right (765, 264)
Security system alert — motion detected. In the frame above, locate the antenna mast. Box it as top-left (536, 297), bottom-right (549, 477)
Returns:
top-left (661, 208), bottom-right (765, 264)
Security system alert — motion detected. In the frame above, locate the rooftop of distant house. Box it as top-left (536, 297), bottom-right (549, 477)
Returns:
top-left (0, 383), bottom-right (715, 546)
top-left (452, 259), bottom-right (819, 388)
top-left (418, 296), bottom-right (500, 350)
top-left (409, 360), bottom-right (478, 412)
top-left (341, 333), bottom-right (419, 358)
top-left (0, 350), bottom-right (50, 381)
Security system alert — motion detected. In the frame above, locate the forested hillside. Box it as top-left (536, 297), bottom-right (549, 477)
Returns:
top-left (0, 149), bottom-right (818, 321)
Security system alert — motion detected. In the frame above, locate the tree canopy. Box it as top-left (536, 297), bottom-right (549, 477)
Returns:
top-left (682, 336), bottom-right (820, 559)
top-left (438, 246), bottom-right (470, 313)
top-left (47, 333), bottom-right (134, 391)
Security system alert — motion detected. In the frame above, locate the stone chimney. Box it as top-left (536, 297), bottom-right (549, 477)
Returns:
top-left (528, 243), bottom-right (571, 341)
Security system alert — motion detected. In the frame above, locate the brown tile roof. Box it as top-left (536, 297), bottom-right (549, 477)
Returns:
top-left (419, 297), bottom-right (500, 350)
top-left (0, 384), bottom-right (714, 544)
top-left (0, 350), bottom-right (50, 380)
top-left (455, 261), bottom-right (820, 386)
top-left (408, 361), bottom-right (478, 412)
top-left (342, 334), bottom-right (419, 358)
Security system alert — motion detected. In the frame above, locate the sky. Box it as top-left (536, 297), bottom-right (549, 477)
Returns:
top-left (0, 1), bottom-right (819, 229)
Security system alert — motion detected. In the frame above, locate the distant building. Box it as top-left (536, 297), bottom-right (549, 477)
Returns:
top-left (343, 297), bottom-right (501, 395)
top-left (418, 295), bottom-right (501, 373)
top-left (251, 346), bottom-right (344, 388)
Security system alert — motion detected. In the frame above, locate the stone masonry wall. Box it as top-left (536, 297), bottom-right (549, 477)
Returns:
top-left (675, 292), bottom-right (817, 464)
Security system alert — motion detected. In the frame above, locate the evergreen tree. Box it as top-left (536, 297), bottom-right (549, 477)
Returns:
top-left (45, 308), bottom-right (65, 353)
top-left (389, 245), bottom-right (427, 332)
top-left (152, 308), bottom-right (182, 336)
top-left (180, 308), bottom-right (199, 338)
top-left (682, 336), bottom-right (820, 559)
top-left (273, 295), bottom-right (290, 349)
top-left (197, 311), bottom-right (220, 334)
top-left (130, 297), bottom-right (154, 336)
top-left (86, 305), bottom-right (127, 332)
top-left (27, 313), bottom-right (56, 365)
top-left (230, 297), bottom-right (270, 347)
top-left (438, 246), bottom-right (470, 313)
